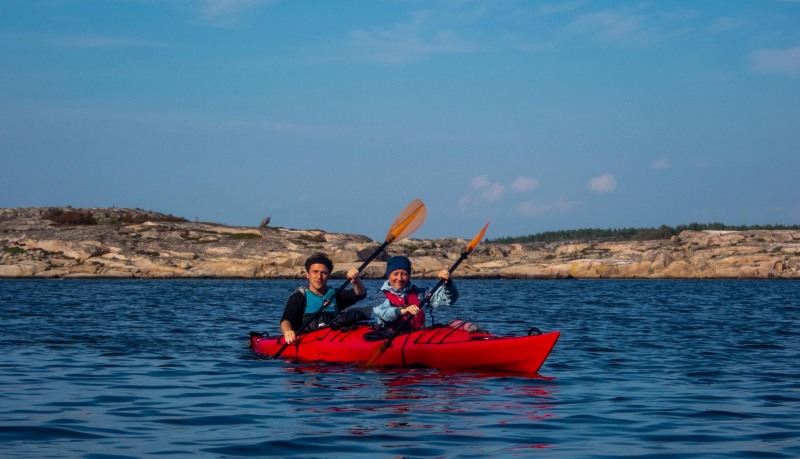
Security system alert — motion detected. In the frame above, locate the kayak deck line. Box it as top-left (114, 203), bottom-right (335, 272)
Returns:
top-left (250, 323), bottom-right (559, 374)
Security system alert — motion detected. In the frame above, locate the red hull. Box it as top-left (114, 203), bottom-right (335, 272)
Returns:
top-left (250, 325), bottom-right (559, 374)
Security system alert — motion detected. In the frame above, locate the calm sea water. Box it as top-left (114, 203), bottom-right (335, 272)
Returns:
top-left (1, 279), bottom-right (798, 458)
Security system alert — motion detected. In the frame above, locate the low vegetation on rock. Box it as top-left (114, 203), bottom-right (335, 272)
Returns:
top-left (1, 206), bottom-right (799, 279)
top-left (489, 223), bottom-right (800, 244)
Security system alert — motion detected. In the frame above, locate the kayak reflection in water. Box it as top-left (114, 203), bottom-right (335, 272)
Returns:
top-left (372, 256), bottom-right (459, 334)
top-left (279, 253), bottom-right (367, 344)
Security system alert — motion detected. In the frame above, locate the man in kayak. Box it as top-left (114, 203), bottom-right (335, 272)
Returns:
top-left (372, 255), bottom-right (458, 332)
top-left (280, 253), bottom-right (367, 344)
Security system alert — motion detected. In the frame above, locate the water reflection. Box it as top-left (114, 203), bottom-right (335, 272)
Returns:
top-left (279, 362), bottom-right (557, 436)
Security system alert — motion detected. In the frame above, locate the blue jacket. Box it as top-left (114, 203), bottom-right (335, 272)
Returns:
top-left (372, 279), bottom-right (459, 328)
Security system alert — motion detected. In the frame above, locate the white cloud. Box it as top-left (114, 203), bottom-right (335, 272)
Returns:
top-left (651, 159), bottom-right (671, 170)
top-left (750, 46), bottom-right (800, 77)
top-left (588, 174), bottom-right (617, 192)
top-left (511, 176), bottom-right (540, 192)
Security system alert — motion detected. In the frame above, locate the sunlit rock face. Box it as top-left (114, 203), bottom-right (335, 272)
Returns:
top-left (1, 207), bottom-right (799, 279)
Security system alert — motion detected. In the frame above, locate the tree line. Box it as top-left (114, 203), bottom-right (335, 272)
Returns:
top-left (486, 223), bottom-right (800, 244)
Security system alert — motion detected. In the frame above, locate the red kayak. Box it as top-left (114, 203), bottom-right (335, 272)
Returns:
top-left (249, 324), bottom-right (559, 374)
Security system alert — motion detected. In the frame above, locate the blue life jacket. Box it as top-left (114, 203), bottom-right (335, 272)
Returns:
top-left (303, 287), bottom-right (337, 314)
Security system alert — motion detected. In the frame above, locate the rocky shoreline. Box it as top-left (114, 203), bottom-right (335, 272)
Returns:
top-left (2, 207), bottom-right (799, 279)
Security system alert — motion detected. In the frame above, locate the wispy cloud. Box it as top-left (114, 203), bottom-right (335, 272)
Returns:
top-left (588, 174), bottom-right (617, 192)
top-left (511, 176), bottom-right (540, 192)
top-left (533, 2), bottom-right (584, 17)
top-left (462, 174), bottom-right (547, 214)
top-left (196, 0), bottom-right (278, 26)
top-left (47, 34), bottom-right (170, 48)
top-left (560, 6), bottom-right (648, 44)
top-left (349, 10), bottom-right (484, 64)
top-left (557, 4), bottom-right (692, 47)
top-left (471, 175), bottom-right (491, 189)
top-left (750, 46), bottom-right (800, 77)
top-left (707, 16), bottom-right (745, 33)
top-left (458, 195), bottom-right (473, 211)
top-left (346, 2), bottom-right (703, 62)
top-left (651, 159), bottom-right (671, 170)
top-left (518, 196), bottom-right (576, 216)
top-left (482, 183), bottom-right (506, 202)
top-left (470, 175), bottom-right (507, 202)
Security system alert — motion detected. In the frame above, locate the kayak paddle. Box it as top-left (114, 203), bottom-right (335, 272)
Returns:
top-left (365, 219), bottom-right (490, 367)
top-left (273, 198), bottom-right (427, 359)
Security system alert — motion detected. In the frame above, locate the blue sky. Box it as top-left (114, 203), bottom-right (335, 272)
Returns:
top-left (2, 0), bottom-right (799, 240)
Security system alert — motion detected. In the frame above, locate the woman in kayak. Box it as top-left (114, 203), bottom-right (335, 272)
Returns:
top-left (280, 253), bottom-right (366, 344)
top-left (372, 255), bottom-right (458, 332)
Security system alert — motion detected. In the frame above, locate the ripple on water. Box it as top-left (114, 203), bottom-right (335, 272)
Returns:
top-left (1, 279), bottom-right (799, 458)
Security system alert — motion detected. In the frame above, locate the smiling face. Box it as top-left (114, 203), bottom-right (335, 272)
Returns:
top-left (306, 263), bottom-right (331, 294)
top-left (387, 268), bottom-right (410, 290)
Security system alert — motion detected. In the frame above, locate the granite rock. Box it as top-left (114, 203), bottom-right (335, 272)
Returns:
top-left (2, 207), bottom-right (799, 279)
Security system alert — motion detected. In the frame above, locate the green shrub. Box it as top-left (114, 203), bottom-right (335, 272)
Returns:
top-left (298, 234), bottom-right (326, 243)
top-left (117, 211), bottom-right (188, 224)
top-left (45, 209), bottom-right (97, 225)
top-left (487, 223), bottom-right (800, 244)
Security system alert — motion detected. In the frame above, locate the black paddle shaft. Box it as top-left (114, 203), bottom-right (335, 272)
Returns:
top-left (272, 239), bottom-right (390, 359)
top-left (298, 240), bottom-right (388, 332)
top-left (378, 250), bottom-right (469, 352)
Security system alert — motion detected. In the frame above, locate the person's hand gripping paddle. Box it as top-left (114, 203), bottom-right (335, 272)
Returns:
top-left (366, 219), bottom-right (490, 367)
top-left (273, 199), bottom-right (428, 359)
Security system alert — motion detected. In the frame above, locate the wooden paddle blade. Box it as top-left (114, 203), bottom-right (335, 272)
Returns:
top-left (385, 199), bottom-right (426, 243)
top-left (466, 219), bottom-right (491, 253)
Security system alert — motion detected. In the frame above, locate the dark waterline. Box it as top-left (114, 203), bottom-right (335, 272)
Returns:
top-left (1, 279), bottom-right (799, 458)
